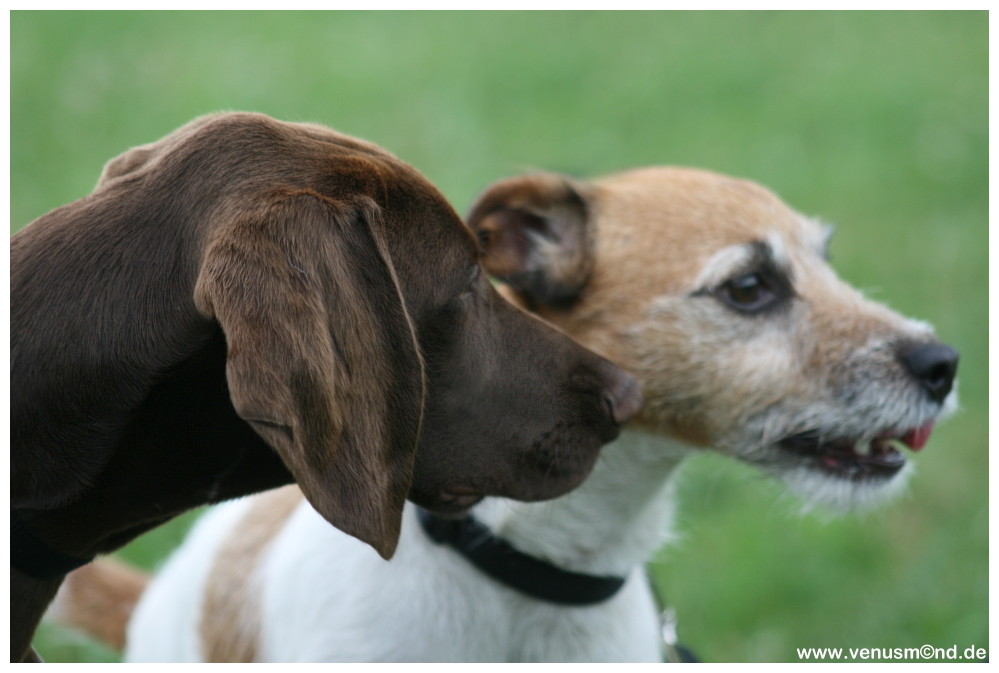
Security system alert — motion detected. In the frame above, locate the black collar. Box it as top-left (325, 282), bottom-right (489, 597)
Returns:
top-left (416, 507), bottom-right (627, 606)
top-left (11, 509), bottom-right (92, 580)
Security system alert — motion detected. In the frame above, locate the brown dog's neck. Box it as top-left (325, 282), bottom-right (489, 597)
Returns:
top-left (14, 442), bottom-right (293, 564)
top-left (12, 330), bottom-right (297, 563)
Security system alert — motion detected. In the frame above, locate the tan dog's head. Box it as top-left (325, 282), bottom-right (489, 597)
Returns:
top-left (468, 167), bottom-right (958, 510)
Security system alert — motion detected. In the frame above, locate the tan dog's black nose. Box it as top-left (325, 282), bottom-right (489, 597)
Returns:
top-left (603, 369), bottom-right (644, 425)
top-left (900, 342), bottom-right (959, 403)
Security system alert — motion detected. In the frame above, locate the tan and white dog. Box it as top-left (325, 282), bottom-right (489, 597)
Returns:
top-left (53, 167), bottom-right (958, 662)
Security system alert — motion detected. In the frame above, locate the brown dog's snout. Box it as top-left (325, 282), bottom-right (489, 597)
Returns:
top-left (899, 342), bottom-right (959, 403)
top-left (599, 364), bottom-right (644, 426)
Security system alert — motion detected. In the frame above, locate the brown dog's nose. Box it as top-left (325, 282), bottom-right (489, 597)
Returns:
top-left (900, 342), bottom-right (959, 403)
top-left (602, 369), bottom-right (644, 425)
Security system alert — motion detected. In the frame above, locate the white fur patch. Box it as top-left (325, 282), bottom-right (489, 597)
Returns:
top-left (693, 243), bottom-right (755, 290)
top-left (779, 460), bottom-right (916, 514)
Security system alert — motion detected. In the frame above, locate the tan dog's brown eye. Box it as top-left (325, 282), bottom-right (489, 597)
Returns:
top-left (718, 273), bottom-right (776, 312)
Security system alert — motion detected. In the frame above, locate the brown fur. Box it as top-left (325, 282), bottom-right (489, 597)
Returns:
top-left (11, 113), bottom-right (639, 661)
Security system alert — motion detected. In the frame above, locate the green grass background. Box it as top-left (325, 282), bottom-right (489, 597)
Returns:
top-left (11, 10), bottom-right (987, 663)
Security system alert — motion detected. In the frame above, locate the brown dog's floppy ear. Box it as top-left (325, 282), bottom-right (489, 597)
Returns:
top-left (194, 192), bottom-right (425, 559)
top-left (467, 173), bottom-right (593, 308)
top-left (98, 144), bottom-right (159, 185)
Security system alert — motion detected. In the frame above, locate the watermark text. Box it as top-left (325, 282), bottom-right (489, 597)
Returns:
top-left (797, 644), bottom-right (987, 662)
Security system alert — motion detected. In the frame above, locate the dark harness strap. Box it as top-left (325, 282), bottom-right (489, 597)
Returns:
top-left (416, 507), bottom-right (627, 606)
top-left (11, 509), bottom-right (92, 580)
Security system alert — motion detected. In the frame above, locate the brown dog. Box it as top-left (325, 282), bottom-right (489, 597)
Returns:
top-left (10, 113), bottom-right (640, 662)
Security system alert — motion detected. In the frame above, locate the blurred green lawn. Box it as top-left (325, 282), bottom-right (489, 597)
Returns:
top-left (11, 10), bottom-right (987, 663)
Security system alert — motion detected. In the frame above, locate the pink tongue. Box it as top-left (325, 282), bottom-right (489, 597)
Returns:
top-left (901, 422), bottom-right (935, 452)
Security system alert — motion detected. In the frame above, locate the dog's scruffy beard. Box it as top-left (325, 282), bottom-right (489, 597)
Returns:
top-left (727, 389), bottom-right (958, 512)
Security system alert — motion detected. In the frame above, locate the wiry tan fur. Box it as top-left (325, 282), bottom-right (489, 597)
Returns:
top-left (200, 486), bottom-right (304, 662)
top-left (588, 169), bottom-right (873, 440)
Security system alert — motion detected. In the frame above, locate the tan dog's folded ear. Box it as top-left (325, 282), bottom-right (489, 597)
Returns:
top-left (467, 173), bottom-right (593, 308)
top-left (194, 191), bottom-right (425, 559)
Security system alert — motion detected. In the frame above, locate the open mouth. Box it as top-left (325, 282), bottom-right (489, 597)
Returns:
top-left (778, 422), bottom-right (935, 480)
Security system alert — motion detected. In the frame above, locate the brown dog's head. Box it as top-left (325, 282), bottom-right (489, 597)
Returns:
top-left (89, 114), bottom-right (638, 558)
top-left (468, 168), bottom-right (958, 511)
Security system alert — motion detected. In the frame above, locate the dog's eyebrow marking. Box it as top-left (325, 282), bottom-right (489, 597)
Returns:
top-left (764, 231), bottom-right (792, 269)
top-left (693, 238), bottom-right (792, 291)
top-left (693, 243), bottom-right (756, 290)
